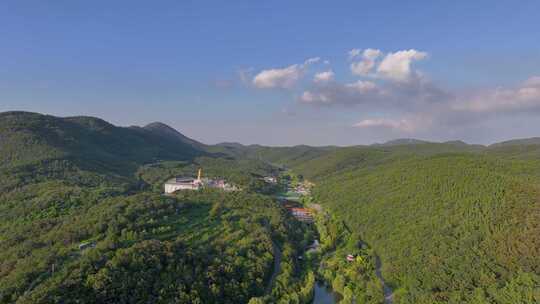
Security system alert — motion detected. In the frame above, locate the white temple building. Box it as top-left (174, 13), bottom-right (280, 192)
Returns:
top-left (164, 169), bottom-right (203, 193)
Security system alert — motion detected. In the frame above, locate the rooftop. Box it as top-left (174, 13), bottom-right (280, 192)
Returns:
top-left (291, 208), bottom-right (312, 213)
top-left (166, 177), bottom-right (197, 184)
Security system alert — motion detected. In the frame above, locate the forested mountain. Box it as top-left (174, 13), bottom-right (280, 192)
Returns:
top-left (373, 138), bottom-right (433, 146)
top-left (142, 122), bottom-right (207, 150)
top-left (2, 111), bottom-right (539, 303)
top-left (486, 138), bottom-right (540, 161)
top-left (0, 111), bottom-right (210, 192)
top-left (253, 142), bottom-right (540, 303)
top-left (489, 137), bottom-right (540, 147)
top-left (211, 144), bottom-right (338, 169)
top-left (0, 112), bottom-right (310, 303)
top-left (0, 111), bottom-right (206, 168)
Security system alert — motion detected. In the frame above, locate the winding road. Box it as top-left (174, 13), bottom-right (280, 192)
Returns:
top-left (375, 256), bottom-right (394, 304)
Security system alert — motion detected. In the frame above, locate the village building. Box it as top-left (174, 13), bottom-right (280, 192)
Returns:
top-left (164, 169), bottom-right (203, 194)
top-left (164, 168), bottom-right (239, 194)
top-left (164, 177), bottom-right (202, 193)
top-left (205, 178), bottom-right (239, 192)
top-left (290, 208), bottom-right (314, 222)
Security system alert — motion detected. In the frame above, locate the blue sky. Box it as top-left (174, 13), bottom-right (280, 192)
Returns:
top-left (2, 1), bottom-right (540, 145)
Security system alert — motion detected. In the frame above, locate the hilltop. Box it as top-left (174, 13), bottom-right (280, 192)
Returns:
top-left (142, 122), bottom-right (206, 150)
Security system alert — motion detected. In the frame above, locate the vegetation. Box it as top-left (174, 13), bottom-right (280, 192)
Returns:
top-left (1, 189), bottom-right (300, 303)
top-left (2, 111), bottom-right (540, 303)
top-left (294, 150), bottom-right (540, 303)
top-left (0, 112), bottom-right (308, 303)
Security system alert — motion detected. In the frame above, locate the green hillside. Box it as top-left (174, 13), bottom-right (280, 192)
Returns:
top-left (0, 112), bottom-right (312, 304)
top-left (1, 189), bottom-right (307, 303)
top-left (288, 148), bottom-right (540, 303)
top-left (2, 111), bottom-right (539, 303)
top-left (486, 139), bottom-right (540, 161)
top-left (0, 112), bottom-right (204, 169)
top-left (212, 144), bottom-right (337, 169)
top-left (0, 111), bottom-right (209, 192)
top-left (191, 139), bottom-right (540, 303)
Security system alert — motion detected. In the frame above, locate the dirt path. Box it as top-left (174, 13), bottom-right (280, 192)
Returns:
top-left (375, 256), bottom-right (394, 304)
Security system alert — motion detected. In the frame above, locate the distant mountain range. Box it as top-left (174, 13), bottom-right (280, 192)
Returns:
top-left (372, 138), bottom-right (433, 146)
top-left (371, 137), bottom-right (540, 148)
top-left (489, 137), bottom-right (540, 147)
top-left (2, 111), bottom-right (539, 169)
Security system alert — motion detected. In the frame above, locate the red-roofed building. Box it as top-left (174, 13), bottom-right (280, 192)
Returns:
top-left (290, 208), bottom-right (314, 222)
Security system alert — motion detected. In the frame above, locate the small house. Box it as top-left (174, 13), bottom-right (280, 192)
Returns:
top-left (290, 208), bottom-right (314, 222)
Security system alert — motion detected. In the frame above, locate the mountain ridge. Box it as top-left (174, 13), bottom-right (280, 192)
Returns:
top-left (142, 122), bottom-right (206, 149)
top-left (0, 112), bottom-right (206, 186)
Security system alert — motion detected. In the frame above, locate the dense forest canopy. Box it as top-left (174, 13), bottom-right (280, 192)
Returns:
top-left (0, 112), bottom-right (310, 303)
top-left (1, 111), bottom-right (539, 303)
top-left (258, 144), bottom-right (540, 303)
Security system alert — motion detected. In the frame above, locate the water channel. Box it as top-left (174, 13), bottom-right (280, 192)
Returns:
top-left (307, 239), bottom-right (340, 304)
top-left (312, 281), bottom-right (341, 304)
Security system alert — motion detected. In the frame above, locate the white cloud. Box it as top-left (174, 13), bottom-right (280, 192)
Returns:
top-left (253, 64), bottom-right (303, 89)
top-left (299, 81), bottom-right (382, 106)
top-left (304, 57), bottom-right (321, 65)
top-left (314, 70), bottom-right (335, 83)
top-left (248, 47), bottom-right (540, 143)
top-left (300, 48), bottom-right (441, 107)
top-left (376, 49), bottom-right (427, 82)
top-left (349, 48), bottom-right (428, 81)
top-left (364, 49), bottom-right (383, 60)
top-left (300, 91), bottom-right (331, 104)
top-left (253, 57), bottom-right (321, 89)
top-left (351, 61), bottom-right (375, 76)
top-left (353, 118), bottom-right (416, 132)
top-left (350, 48), bottom-right (382, 76)
top-left (348, 75), bottom-right (540, 140)
top-left (344, 80), bottom-right (377, 93)
top-left (298, 75), bottom-right (448, 108)
top-left (454, 76), bottom-right (540, 113)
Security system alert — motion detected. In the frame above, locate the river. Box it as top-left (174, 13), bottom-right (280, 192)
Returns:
top-left (308, 239), bottom-right (340, 304)
top-left (312, 282), bottom-right (341, 304)
top-left (273, 186), bottom-right (340, 303)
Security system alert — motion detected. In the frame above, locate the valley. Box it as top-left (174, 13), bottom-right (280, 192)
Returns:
top-left (4, 1), bottom-right (540, 303)
top-left (1, 112), bottom-right (539, 303)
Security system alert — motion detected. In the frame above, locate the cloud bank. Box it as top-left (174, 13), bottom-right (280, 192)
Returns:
top-left (248, 48), bottom-right (540, 142)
